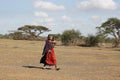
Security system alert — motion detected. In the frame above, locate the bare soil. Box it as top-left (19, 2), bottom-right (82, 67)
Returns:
top-left (0, 39), bottom-right (120, 80)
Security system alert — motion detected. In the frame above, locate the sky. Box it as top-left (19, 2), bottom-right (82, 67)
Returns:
top-left (0, 0), bottom-right (120, 36)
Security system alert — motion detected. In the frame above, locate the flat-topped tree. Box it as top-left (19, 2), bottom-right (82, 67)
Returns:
top-left (97, 18), bottom-right (120, 47)
top-left (18, 25), bottom-right (51, 38)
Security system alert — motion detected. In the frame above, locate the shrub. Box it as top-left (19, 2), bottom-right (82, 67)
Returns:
top-left (85, 34), bottom-right (100, 47)
top-left (61, 29), bottom-right (82, 46)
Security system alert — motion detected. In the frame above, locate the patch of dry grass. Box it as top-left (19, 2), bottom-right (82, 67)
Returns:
top-left (0, 39), bottom-right (120, 80)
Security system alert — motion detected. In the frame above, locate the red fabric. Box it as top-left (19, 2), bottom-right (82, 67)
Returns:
top-left (46, 48), bottom-right (56, 65)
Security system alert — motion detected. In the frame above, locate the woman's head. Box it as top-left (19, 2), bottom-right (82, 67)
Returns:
top-left (47, 34), bottom-right (53, 40)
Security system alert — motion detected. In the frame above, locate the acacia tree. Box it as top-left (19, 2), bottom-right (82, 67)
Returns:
top-left (18, 25), bottom-right (50, 38)
top-left (97, 18), bottom-right (120, 47)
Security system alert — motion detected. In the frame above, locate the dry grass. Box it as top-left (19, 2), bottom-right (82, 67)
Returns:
top-left (0, 39), bottom-right (120, 80)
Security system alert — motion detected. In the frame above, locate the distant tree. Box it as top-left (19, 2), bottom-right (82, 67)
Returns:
top-left (9, 32), bottom-right (29, 40)
top-left (96, 33), bottom-right (106, 43)
top-left (61, 29), bottom-right (82, 46)
top-left (0, 34), bottom-right (10, 39)
top-left (0, 34), bottom-right (4, 39)
top-left (97, 17), bottom-right (120, 47)
top-left (18, 25), bottom-right (50, 38)
top-left (48, 34), bottom-right (61, 41)
top-left (85, 34), bottom-right (100, 47)
top-left (104, 37), bottom-right (115, 43)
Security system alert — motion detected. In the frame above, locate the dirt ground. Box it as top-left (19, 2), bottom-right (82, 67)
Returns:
top-left (0, 39), bottom-right (120, 80)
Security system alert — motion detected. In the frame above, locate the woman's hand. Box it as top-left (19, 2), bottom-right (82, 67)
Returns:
top-left (48, 50), bottom-right (52, 53)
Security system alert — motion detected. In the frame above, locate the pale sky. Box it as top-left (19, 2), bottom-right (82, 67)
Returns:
top-left (0, 0), bottom-right (120, 36)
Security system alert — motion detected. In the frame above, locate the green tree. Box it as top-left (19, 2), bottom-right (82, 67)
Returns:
top-left (61, 29), bottom-right (82, 46)
top-left (18, 25), bottom-right (50, 38)
top-left (97, 17), bottom-right (120, 47)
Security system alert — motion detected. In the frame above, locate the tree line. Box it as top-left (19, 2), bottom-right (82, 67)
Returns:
top-left (0, 17), bottom-right (120, 47)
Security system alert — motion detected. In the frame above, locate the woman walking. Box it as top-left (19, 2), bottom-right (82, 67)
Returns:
top-left (40, 35), bottom-right (60, 70)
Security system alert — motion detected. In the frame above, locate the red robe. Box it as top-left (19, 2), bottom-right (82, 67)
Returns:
top-left (46, 48), bottom-right (56, 65)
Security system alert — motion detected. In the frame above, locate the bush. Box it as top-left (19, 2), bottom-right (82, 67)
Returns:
top-left (0, 34), bottom-right (10, 39)
top-left (85, 34), bottom-right (100, 47)
top-left (61, 29), bottom-right (82, 46)
top-left (9, 32), bottom-right (30, 40)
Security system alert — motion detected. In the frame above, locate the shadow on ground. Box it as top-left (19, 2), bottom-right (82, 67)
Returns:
top-left (22, 66), bottom-right (52, 70)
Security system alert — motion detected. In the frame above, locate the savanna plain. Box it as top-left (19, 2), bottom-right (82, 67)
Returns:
top-left (0, 39), bottom-right (120, 80)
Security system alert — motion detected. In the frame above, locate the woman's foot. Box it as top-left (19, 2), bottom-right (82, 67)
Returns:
top-left (55, 68), bottom-right (60, 71)
top-left (42, 67), bottom-right (46, 70)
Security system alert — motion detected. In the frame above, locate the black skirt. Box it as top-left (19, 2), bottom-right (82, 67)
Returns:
top-left (40, 54), bottom-right (46, 64)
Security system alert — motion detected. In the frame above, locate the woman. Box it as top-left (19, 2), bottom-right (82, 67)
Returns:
top-left (40, 35), bottom-right (60, 70)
